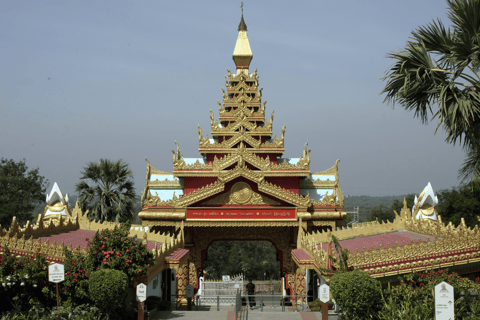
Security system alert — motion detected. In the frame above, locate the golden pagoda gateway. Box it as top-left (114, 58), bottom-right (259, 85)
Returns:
top-left (139, 11), bottom-right (345, 305)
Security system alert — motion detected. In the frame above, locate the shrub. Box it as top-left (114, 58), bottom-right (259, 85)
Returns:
top-left (0, 247), bottom-right (53, 313)
top-left (308, 299), bottom-right (333, 311)
top-left (88, 269), bottom-right (128, 318)
top-left (330, 269), bottom-right (381, 319)
top-left (377, 269), bottom-right (480, 319)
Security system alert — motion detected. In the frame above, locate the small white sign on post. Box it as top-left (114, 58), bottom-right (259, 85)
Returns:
top-left (137, 283), bottom-right (147, 302)
top-left (319, 284), bottom-right (330, 303)
top-left (435, 281), bottom-right (454, 320)
top-left (48, 263), bottom-right (65, 283)
top-left (186, 284), bottom-right (194, 298)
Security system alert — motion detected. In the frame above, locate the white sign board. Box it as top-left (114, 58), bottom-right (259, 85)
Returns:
top-left (186, 284), bottom-right (194, 298)
top-left (48, 263), bottom-right (65, 283)
top-left (222, 275), bottom-right (230, 281)
top-left (435, 281), bottom-right (454, 320)
top-left (137, 283), bottom-right (147, 302)
top-left (319, 284), bottom-right (330, 303)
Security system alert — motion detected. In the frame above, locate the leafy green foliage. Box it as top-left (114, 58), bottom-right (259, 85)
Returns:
top-left (437, 182), bottom-right (480, 228)
top-left (0, 158), bottom-right (49, 227)
top-left (367, 195), bottom-right (415, 222)
top-left (203, 241), bottom-right (280, 280)
top-left (0, 247), bottom-right (53, 313)
top-left (308, 299), bottom-right (333, 311)
top-left (381, 0), bottom-right (480, 183)
top-left (330, 270), bottom-right (382, 320)
top-left (88, 269), bottom-right (128, 318)
top-left (76, 159), bottom-right (135, 223)
top-left (377, 269), bottom-right (480, 319)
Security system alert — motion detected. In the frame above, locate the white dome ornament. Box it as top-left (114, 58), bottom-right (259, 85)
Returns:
top-left (412, 182), bottom-right (438, 221)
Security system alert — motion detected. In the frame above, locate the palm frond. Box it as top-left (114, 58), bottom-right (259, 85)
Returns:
top-left (76, 159), bottom-right (136, 223)
top-left (459, 143), bottom-right (480, 184)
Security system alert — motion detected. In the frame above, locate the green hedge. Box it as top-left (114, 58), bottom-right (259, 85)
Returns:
top-left (330, 270), bottom-right (381, 320)
top-left (88, 269), bottom-right (128, 317)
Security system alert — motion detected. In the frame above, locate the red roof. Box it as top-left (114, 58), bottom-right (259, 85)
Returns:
top-left (319, 230), bottom-right (437, 253)
top-left (33, 229), bottom-right (161, 252)
top-left (33, 229), bottom-right (95, 250)
top-left (292, 248), bottom-right (312, 261)
top-left (166, 248), bottom-right (189, 261)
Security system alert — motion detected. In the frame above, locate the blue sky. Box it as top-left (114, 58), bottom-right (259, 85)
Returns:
top-left (0, 0), bottom-right (464, 197)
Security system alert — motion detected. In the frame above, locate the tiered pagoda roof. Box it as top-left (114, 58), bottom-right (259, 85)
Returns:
top-left (139, 13), bottom-right (346, 227)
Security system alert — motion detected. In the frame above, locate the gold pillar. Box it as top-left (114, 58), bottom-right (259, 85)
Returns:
top-left (176, 262), bottom-right (189, 304)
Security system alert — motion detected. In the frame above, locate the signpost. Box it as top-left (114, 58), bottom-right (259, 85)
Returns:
top-left (186, 284), bottom-right (194, 310)
top-left (48, 263), bottom-right (65, 320)
top-left (435, 281), bottom-right (454, 320)
top-left (137, 283), bottom-right (147, 320)
top-left (319, 284), bottom-right (330, 320)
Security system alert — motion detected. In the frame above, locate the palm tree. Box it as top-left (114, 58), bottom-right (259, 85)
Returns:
top-left (76, 159), bottom-right (136, 223)
top-left (381, 0), bottom-right (480, 184)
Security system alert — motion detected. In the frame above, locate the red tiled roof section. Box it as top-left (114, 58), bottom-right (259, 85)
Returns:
top-left (32, 229), bottom-right (162, 252)
top-left (292, 248), bottom-right (312, 261)
top-left (319, 230), bottom-right (437, 254)
top-left (166, 248), bottom-right (189, 261)
top-left (33, 230), bottom-right (95, 250)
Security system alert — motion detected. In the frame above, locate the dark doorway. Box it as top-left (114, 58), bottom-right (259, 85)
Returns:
top-left (203, 241), bottom-right (281, 281)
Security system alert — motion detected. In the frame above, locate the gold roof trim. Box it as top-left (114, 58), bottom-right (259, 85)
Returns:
top-left (312, 159), bottom-right (340, 176)
top-left (202, 182), bottom-right (280, 206)
top-left (148, 178), bottom-right (183, 188)
top-left (299, 178), bottom-right (336, 188)
top-left (258, 180), bottom-right (310, 208)
top-left (142, 180), bottom-right (225, 209)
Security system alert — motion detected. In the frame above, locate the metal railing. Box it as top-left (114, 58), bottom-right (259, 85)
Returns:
top-left (234, 293), bottom-right (310, 320)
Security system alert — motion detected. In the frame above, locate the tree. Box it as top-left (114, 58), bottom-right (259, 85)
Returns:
top-left (437, 182), bottom-right (480, 228)
top-left (367, 194), bottom-right (415, 222)
top-left (0, 158), bottom-right (49, 228)
top-left (76, 159), bottom-right (135, 223)
top-left (381, 0), bottom-right (480, 184)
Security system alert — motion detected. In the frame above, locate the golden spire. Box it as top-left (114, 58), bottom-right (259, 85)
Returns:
top-left (233, 2), bottom-right (252, 70)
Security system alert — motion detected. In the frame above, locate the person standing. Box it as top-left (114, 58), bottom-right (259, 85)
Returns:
top-left (246, 280), bottom-right (255, 310)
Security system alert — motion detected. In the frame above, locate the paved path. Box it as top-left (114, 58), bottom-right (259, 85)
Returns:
top-left (150, 306), bottom-right (338, 320)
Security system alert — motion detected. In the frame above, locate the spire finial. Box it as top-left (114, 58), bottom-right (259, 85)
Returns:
top-left (238, 3), bottom-right (247, 31)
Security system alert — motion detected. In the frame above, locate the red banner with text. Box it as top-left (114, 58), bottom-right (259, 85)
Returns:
top-left (187, 208), bottom-right (296, 220)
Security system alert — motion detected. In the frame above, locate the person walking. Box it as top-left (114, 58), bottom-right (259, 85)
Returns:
top-left (246, 280), bottom-right (255, 310)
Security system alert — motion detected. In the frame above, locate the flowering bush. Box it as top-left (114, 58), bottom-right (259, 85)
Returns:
top-left (81, 220), bottom-right (154, 283)
top-left (0, 246), bottom-right (53, 313)
top-left (378, 269), bottom-right (480, 319)
top-left (60, 220), bottom-right (154, 311)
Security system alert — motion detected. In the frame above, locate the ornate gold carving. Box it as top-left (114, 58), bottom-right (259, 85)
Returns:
top-left (258, 180), bottom-right (310, 208)
top-left (313, 159), bottom-right (340, 181)
top-left (231, 182), bottom-right (253, 204)
top-left (218, 163), bottom-right (264, 184)
top-left (299, 178), bottom-right (336, 188)
top-left (149, 178), bottom-right (183, 188)
top-left (203, 182), bottom-right (280, 206)
top-left (172, 141), bottom-right (186, 170)
top-left (142, 180), bottom-right (225, 208)
top-left (310, 189), bottom-right (338, 207)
